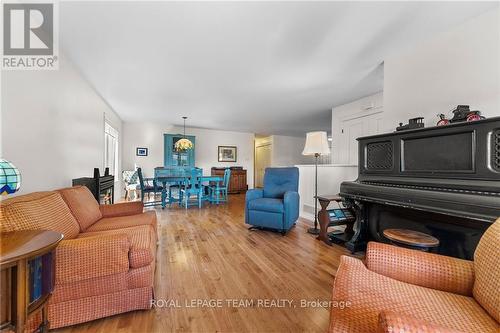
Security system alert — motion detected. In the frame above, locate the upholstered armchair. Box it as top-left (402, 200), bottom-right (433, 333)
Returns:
top-left (329, 218), bottom-right (500, 333)
top-left (245, 167), bottom-right (299, 235)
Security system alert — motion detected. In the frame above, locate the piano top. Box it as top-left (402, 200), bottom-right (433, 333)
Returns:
top-left (340, 116), bottom-right (500, 223)
top-left (356, 116), bottom-right (500, 141)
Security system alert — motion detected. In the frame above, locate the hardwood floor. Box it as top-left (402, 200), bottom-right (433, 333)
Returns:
top-left (55, 195), bottom-right (358, 333)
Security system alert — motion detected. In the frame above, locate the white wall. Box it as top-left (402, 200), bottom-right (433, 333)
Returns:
top-left (331, 92), bottom-right (384, 165)
top-left (1, 53), bottom-right (122, 195)
top-left (384, 8), bottom-right (500, 125)
top-left (296, 164), bottom-right (358, 220)
top-left (331, 8), bottom-right (500, 165)
top-left (270, 135), bottom-right (311, 167)
top-left (122, 123), bottom-right (255, 188)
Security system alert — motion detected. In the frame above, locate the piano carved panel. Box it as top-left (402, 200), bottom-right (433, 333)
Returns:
top-left (365, 141), bottom-right (393, 171)
top-left (493, 129), bottom-right (500, 172)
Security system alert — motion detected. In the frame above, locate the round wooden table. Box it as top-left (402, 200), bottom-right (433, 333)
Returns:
top-left (1, 230), bottom-right (63, 333)
top-left (382, 228), bottom-right (439, 251)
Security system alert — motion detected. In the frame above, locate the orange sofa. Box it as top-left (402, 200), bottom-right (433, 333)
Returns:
top-left (329, 218), bottom-right (499, 333)
top-left (0, 186), bottom-right (158, 329)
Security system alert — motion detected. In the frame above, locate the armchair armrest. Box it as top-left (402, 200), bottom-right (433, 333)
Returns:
top-left (245, 189), bottom-right (264, 224)
top-left (366, 242), bottom-right (474, 296)
top-left (99, 201), bottom-right (144, 218)
top-left (55, 234), bottom-right (130, 284)
top-left (378, 311), bottom-right (464, 333)
top-left (245, 188), bottom-right (264, 203)
top-left (284, 191), bottom-right (299, 227)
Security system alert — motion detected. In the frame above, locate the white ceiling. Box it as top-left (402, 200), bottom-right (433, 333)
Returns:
top-left (60, 1), bottom-right (497, 136)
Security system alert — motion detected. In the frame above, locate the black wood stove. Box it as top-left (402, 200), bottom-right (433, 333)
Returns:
top-left (72, 168), bottom-right (115, 204)
top-left (340, 117), bottom-right (500, 259)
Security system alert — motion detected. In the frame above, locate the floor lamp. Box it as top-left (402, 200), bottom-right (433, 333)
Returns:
top-left (302, 131), bottom-right (331, 235)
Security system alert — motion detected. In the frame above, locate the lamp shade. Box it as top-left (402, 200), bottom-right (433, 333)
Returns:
top-left (0, 159), bottom-right (21, 195)
top-left (174, 138), bottom-right (193, 151)
top-left (302, 131), bottom-right (330, 156)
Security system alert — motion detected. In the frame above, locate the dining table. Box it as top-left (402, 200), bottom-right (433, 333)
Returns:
top-left (154, 167), bottom-right (223, 208)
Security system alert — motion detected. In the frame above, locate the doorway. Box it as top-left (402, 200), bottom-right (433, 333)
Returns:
top-left (254, 140), bottom-right (272, 188)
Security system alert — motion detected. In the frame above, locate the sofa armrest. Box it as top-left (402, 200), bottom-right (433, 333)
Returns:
top-left (284, 191), bottom-right (299, 227)
top-left (99, 201), bottom-right (144, 218)
top-left (378, 311), bottom-right (464, 333)
top-left (366, 242), bottom-right (474, 296)
top-left (55, 234), bottom-right (130, 284)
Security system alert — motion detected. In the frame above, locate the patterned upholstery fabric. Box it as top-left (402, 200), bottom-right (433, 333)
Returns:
top-left (89, 210), bottom-right (157, 235)
top-left (52, 264), bottom-right (153, 303)
top-left (123, 170), bottom-right (139, 185)
top-left (55, 234), bottom-right (130, 284)
top-left (26, 287), bottom-right (152, 330)
top-left (1, 186), bottom-right (157, 331)
top-left (329, 256), bottom-right (498, 333)
top-left (47, 287), bottom-right (152, 329)
top-left (377, 311), bottom-right (464, 333)
top-left (366, 242), bottom-right (474, 296)
top-left (0, 191), bottom-right (80, 239)
top-left (57, 186), bottom-right (102, 231)
top-left (473, 218), bottom-right (500, 322)
top-left (79, 225), bottom-right (156, 268)
top-left (99, 201), bottom-right (144, 218)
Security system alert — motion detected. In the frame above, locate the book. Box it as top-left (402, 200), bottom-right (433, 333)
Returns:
top-left (28, 256), bottom-right (43, 303)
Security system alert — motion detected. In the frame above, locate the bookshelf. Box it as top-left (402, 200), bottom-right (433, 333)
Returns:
top-left (0, 230), bottom-right (63, 333)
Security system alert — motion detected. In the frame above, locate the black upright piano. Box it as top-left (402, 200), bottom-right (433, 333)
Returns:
top-left (340, 117), bottom-right (500, 259)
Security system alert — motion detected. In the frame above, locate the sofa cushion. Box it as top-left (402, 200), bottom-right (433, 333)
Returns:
top-left (329, 256), bottom-right (498, 333)
top-left (248, 198), bottom-right (284, 213)
top-left (57, 186), bottom-right (102, 231)
top-left (473, 218), bottom-right (500, 322)
top-left (0, 191), bottom-right (80, 239)
top-left (86, 211), bottom-right (157, 236)
top-left (79, 225), bottom-right (155, 268)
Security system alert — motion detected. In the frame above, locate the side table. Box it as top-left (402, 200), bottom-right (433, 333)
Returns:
top-left (317, 195), bottom-right (356, 246)
top-left (0, 230), bottom-right (63, 333)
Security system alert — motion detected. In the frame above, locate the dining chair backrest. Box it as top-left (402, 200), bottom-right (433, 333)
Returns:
top-left (223, 169), bottom-right (231, 189)
top-left (137, 168), bottom-right (145, 190)
top-left (188, 167), bottom-right (203, 188)
top-left (122, 170), bottom-right (138, 185)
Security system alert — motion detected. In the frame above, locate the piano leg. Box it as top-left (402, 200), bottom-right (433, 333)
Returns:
top-left (345, 200), bottom-right (368, 253)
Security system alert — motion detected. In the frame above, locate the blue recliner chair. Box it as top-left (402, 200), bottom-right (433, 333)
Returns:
top-left (245, 167), bottom-right (300, 235)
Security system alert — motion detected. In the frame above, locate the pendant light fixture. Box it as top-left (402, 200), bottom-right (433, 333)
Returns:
top-left (174, 116), bottom-right (194, 152)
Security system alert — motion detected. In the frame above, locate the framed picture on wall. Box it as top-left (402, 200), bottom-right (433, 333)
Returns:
top-left (218, 146), bottom-right (237, 162)
top-left (136, 147), bottom-right (148, 156)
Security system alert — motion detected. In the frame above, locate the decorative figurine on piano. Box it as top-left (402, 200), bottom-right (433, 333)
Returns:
top-left (437, 105), bottom-right (485, 126)
top-left (396, 117), bottom-right (424, 131)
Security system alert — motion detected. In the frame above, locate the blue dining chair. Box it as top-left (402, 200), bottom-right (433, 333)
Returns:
top-left (181, 168), bottom-right (205, 208)
top-left (209, 168), bottom-right (231, 204)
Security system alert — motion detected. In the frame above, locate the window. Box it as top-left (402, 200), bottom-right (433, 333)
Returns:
top-left (104, 122), bottom-right (119, 178)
